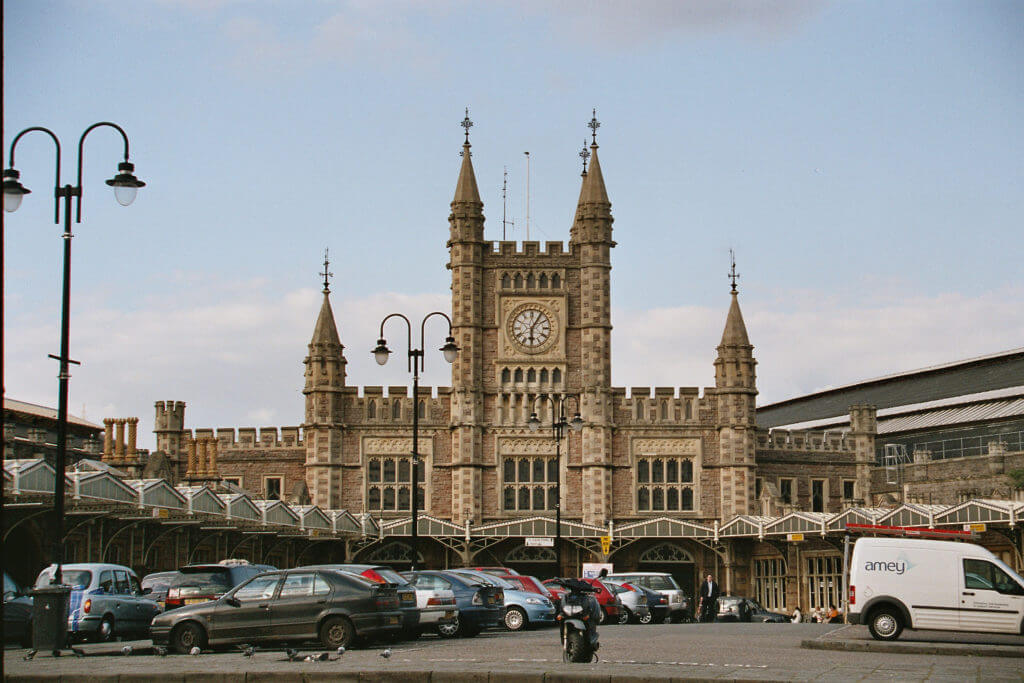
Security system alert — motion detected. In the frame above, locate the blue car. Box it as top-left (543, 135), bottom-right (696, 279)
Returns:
top-left (402, 570), bottom-right (504, 638)
top-left (449, 569), bottom-right (555, 631)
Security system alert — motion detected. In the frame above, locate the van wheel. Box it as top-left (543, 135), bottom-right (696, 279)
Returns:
top-left (868, 608), bottom-right (903, 641)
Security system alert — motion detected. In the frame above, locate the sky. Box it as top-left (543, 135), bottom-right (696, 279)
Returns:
top-left (4, 0), bottom-right (1023, 450)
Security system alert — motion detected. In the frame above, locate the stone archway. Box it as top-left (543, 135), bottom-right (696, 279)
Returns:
top-left (637, 542), bottom-right (697, 597)
top-left (356, 541), bottom-right (424, 569)
top-left (504, 544), bottom-right (557, 579)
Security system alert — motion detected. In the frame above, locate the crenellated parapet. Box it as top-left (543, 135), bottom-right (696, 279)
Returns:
top-left (491, 240), bottom-right (571, 257)
top-left (610, 387), bottom-right (711, 424)
top-left (756, 428), bottom-right (855, 454)
top-left (349, 385), bottom-right (452, 424)
top-left (181, 426), bottom-right (305, 450)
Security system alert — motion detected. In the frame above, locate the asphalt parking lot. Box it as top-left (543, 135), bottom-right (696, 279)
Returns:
top-left (5, 623), bottom-right (1024, 681)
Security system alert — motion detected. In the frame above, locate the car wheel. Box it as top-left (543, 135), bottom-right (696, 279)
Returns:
top-left (319, 616), bottom-right (355, 649)
top-left (170, 621), bottom-right (207, 655)
top-left (436, 617), bottom-right (459, 639)
top-left (617, 607), bottom-right (631, 625)
top-left (504, 606), bottom-right (527, 631)
top-left (598, 608), bottom-right (607, 625)
top-left (867, 608), bottom-right (903, 641)
top-left (98, 616), bottom-right (115, 642)
top-left (637, 610), bottom-right (653, 625)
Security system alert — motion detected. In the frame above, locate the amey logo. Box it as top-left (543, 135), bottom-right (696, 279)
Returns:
top-left (864, 552), bottom-right (917, 576)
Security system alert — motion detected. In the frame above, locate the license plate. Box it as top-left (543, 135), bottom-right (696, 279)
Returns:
top-left (444, 610), bottom-right (455, 618)
top-left (184, 598), bottom-right (209, 605)
top-left (388, 616), bottom-right (400, 625)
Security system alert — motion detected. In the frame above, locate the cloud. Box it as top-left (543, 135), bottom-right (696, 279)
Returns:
top-left (6, 274), bottom-right (1021, 453)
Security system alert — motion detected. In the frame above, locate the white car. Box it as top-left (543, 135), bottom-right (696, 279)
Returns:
top-left (849, 537), bottom-right (1024, 640)
top-left (407, 582), bottom-right (459, 635)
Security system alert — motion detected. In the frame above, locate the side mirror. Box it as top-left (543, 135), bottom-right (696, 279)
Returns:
top-left (225, 596), bottom-right (241, 608)
top-left (142, 587), bottom-right (152, 595)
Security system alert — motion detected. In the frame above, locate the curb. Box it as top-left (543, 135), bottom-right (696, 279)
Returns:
top-left (801, 638), bottom-right (1024, 658)
top-left (2, 673), bottom-right (769, 683)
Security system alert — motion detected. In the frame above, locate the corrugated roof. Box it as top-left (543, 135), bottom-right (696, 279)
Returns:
top-left (4, 399), bottom-right (103, 430)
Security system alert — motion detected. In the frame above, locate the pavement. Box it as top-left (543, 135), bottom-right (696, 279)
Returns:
top-left (4, 622), bottom-right (1024, 681)
top-left (803, 623), bottom-right (1024, 658)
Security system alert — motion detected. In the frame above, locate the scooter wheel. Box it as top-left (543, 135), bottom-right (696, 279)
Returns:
top-left (565, 630), bottom-right (591, 663)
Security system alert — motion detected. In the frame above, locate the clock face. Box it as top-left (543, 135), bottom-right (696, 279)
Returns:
top-left (511, 308), bottom-right (551, 348)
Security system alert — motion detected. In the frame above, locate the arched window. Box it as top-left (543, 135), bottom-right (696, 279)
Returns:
top-left (367, 401), bottom-right (376, 419)
top-left (398, 458), bottom-right (410, 482)
top-left (681, 460), bottom-right (693, 482)
top-left (514, 274), bottom-right (523, 288)
top-left (547, 487), bottom-right (557, 510)
top-left (685, 400), bottom-right (693, 420)
top-left (504, 486), bottom-right (515, 509)
top-left (518, 487), bottom-right (530, 509)
top-left (652, 459), bottom-right (664, 483)
top-left (638, 487), bottom-right (650, 511)
top-left (514, 368), bottom-right (524, 383)
top-left (681, 487), bottom-right (694, 510)
top-left (661, 401), bottom-right (669, 420)
top-left (532, 488), bottom-right (545, 509)
top-left (551, 273), bottom-right (560, 288)
top-left (391, 401), bottom-right (401, 419)
top-left (532, 459), bottom-right (545, 482)
top-left (383, 459), bottom-right (396, 482)
top-left (547, 458), bottom-right (557, 481)
top-left (552, 368), bottom-right (562, 384)
top-left (518, 459), bottom-right (530, 482)
top-left (539, 273), bottom-right (548, 288)
top-left (383, 487), bottom-right (396, 510)
top-left (637, 460), bottom-right (649, 483)
top-left (503, 458), bottom-right (515, 481)
top-left (666, 459), bottom-right (678, 482)
top-left (416, 486), bottom-right (425, 509)
top-left (398, 487), bottom-right (410, 510)
top-left (501, 274), bottom-right (511, 288)
top-left (368, 486), bottom-right (381, 509)
top-left (526, 273), bottom-right (535, 288)
top-left (635, 401), bottom-right (645, 421)
top-left (667, 488), bottom-right (679, 510)
top-left (368, 459), bottom-right (381, 482)
top-left (418, 400), bottom-right (426, 418)
top-left (527, 368), bottom-right (536, 383)
top-left (502, 368), bottom-right (511, 383)
top-left (540, 368), bottom-right (549, 383)
top-left (653, 488), bottom-right (664, 510)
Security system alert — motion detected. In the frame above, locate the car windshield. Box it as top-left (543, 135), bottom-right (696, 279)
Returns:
top-left (171, 569), bottom-right (232, 592)
top-left (36, 569), bottom-right (91, 589)
top-left (608, 583), bottom-right (627, 594)
top-left (639, 575), bottom-right (678, 590)
top-left (456, 572), bottom-right (513, 589)
top-left (374, 569), bottom-right (410, 585)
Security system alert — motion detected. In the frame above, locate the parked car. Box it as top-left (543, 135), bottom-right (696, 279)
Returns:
top-left (164, 560), bottom-right (264, 611)
top-left (140, 571), bottom-right (179, 610)
top-left (605, 572), bottom-right (691, 623)
top-left (297, 564), bottom-right (419, 638)
top-left (4, 572), bottom-right (33, 647)
top-left (451, 569), bottom-right (555, 631)
top-left (499, 574), bottom-right (560, 609)
top-left (402, 570), bottom-right (504, 638)
top-left (604, 579), bottom-right (669, 624)
top-left (34, 563), bottom-right (161, 642)
top-left (555, 577), bottom-right (621, 625)
top-left (606, 581), bottom-right (650, 624)
top-left (150, 568), bottom-right (403, 653)
top-left (716, 596), bottom-right (789, 623)
top-left (467, 566), bottom-right (520, 577)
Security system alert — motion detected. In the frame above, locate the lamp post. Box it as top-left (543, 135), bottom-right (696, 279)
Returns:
top-left (528, 394), bottom-right (583, 575)
top-left (4, 123), bottom-right (145, 588)
top-left (372, 312), bottom-right (458, 571)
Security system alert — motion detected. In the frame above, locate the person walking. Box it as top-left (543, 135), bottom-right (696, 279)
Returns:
top-left (696, 573), bottom-right (720, 623)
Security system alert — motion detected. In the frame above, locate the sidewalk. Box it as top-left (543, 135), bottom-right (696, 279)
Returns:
top-left (802, 624), bottom-right (1024, 658)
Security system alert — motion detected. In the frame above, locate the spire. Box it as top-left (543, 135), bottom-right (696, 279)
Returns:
top-left (453, 109), bottom-right (481, 204)
top-left (720, 290), bottom-right (750, 347)
top-left (580, 144), bottom-right (609, 205)
top-left (311, 288), bottom-right (342, 348)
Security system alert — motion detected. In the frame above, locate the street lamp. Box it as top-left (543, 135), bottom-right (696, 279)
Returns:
top-left (372, 312), bottom-right (458, 571)
top-left (4, 123), bottom-right (145, 590)
top-left (528, 394), bottom-right (583, 575)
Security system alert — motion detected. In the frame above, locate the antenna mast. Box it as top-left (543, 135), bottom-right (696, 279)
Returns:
top-left (524, 151), bottom-right (530, 241)
top-left (502, 166), bottom-right (514, 240)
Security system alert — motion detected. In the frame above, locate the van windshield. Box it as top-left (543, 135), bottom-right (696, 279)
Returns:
top-left (35, 569), bottom-right (91, 589)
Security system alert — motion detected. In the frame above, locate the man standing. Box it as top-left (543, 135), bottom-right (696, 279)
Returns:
top-left (697, 573), bottom-right (720, 623)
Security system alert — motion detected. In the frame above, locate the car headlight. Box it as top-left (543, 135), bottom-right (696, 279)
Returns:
top-left (525, 597), bottom-right (543, 605)
top-left (563, 604), bottom-right (583, 615)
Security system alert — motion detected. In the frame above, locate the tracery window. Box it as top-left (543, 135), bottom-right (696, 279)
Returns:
top-left (754, 558), bottom-right (785, 611)
top-left (366, 456), bottom-right (425, 512)
top-left (806, 555), bottom-right (842, 611)
top-left (636, 457), bottom-right (695, 512)
top-left (502, 456), bottom-right (557, 511)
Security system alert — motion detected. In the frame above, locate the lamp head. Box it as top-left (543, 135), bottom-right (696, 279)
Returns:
top-left (569, 413), bottom-right (584, 432)
top-left (105, 161), bottom-right (146, 206)
top-left (3, 168), bottom-right (31, 213)
top-left (527, 412), bottom-right (541, 432)
top-left (440, 336), bottom-right (459, 364)
top-left (372, 338), bottom-right (392, 366)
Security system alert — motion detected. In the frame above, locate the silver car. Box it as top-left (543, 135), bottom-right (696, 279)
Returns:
top-left (605, 572), bottom-right (691, 623)
top-left (34, 563), bottom-right (161, 642)
top-left (604, 580), bottom-right (651, 624)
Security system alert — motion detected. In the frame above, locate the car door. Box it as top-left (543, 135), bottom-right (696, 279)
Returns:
top-left (960, 558), bottom-right (1024, 633)
top-left (112, 570), bottom-right (133, 635)
top-left (268, 572), bottom-right (330, 640)
top-left (125, 573), bottom-right (153, 635)
top-left (213, 574), bottom-right (280, 642)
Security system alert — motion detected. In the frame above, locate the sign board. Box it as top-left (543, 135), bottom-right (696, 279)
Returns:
top-left (152, 507), bottom-right (170, 519)
top-left (581, 562), bottom-right (613, 579)
top-left (525, 537), bottom-right (554, 547)
top-left (964, 523), bottom-right (986, 533)
top-left (786, 533), bottom-right (804, 542)
top-left (600, 535), bottom-right (612, 554)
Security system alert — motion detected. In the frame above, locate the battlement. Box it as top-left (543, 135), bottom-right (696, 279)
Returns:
top-left (154, 400), bottom-right (186, 431)
top-left (610, 387), bottom-right (708, 423)
top-left (611, 387), bottom-right (703, 399)
top-left (757, 428), bottom-right (854, 453)
top-left (184, 426), bottom-right (305, 449)
top-left (490, 240), bottom-right (570, 257)
top-left (349, 385), bottom-right (451, 422)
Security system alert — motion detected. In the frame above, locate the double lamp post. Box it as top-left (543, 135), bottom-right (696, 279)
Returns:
top-left (4, 123), bottom-right (145, 590)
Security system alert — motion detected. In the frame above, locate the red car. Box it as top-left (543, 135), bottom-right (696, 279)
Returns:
top-left (468, 566), bottom-right (520, 577)
top-left (544, 578), bottom-right (621, 624)
top-left (499, 575), bottom-right (559, 604)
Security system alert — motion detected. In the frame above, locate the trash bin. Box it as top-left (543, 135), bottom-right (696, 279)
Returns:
top-left (32, 584), bottom-right (70, 653)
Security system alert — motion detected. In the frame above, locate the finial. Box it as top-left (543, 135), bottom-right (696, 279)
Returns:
top-left (588, 108), bottom-right (600, 145)
top-left (320, 248), bottom-right (334, 293)
top-left (461, 107), bottom-right (473, 144)
top-left (579, 139), bottom-right (590, 175)
top-left (728, 248), bottom-right (740, 294)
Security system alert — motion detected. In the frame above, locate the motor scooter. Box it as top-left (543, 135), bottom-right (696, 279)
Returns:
top-left (549, 578), bottom-right (600, 663)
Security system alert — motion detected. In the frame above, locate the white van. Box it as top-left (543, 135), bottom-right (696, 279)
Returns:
top-left (849, 537), bottom-right (1024, 640)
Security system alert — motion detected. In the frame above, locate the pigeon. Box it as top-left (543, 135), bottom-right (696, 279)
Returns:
top-left (243, 645), bottom-right (256, 658)
top-left (380, 648), bottom-right (392, 659)
top-left (336, 646), bottom-right (346, 657)
top-left (154, 646), bottom-right (168, 657)
top-left (190, 646), bottom-right (201, 656)
top-left (286, 648), bottom-right (300, 662)
top-left (23, 649), bottom-right (37, 661)
top-left (121, 644), bottom-right (133, 656)
top-left (303, 655), bottom-right (316, 662)
top-left (315, 652), bottom-right (330, 661)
